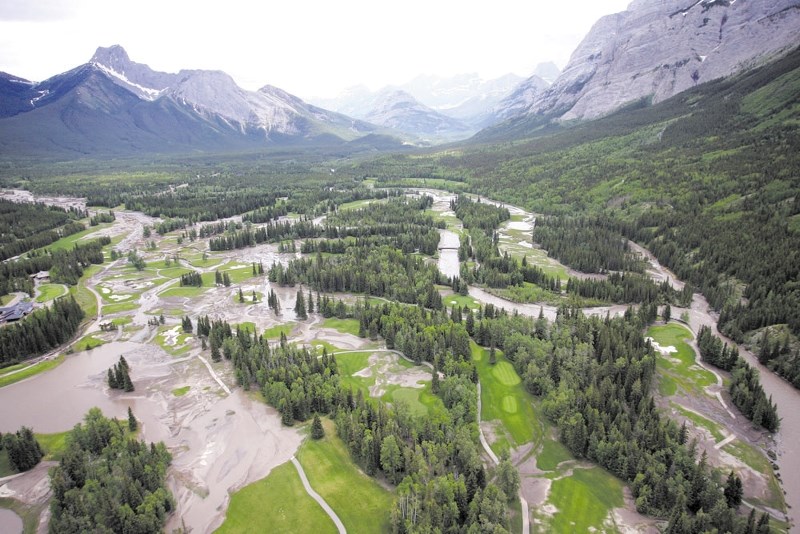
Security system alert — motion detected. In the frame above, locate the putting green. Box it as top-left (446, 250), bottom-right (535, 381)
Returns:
top-left (492, 361), bottom-right (521, 386)
top-left (501, 395), bottom-right (518, 414)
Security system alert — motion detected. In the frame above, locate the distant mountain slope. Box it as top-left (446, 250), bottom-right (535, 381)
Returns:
top-left (502, 0), bottom-right (800, 122)
top-left (363, 90), bottom-right (473, 140)
top-left (311, 71), bottom-right (532, 135)
top-left (0, 45), bottom-right (387, 157)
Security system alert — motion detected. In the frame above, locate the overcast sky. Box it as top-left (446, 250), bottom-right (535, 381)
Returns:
top-left (0, 0), bottom-right (631, 99)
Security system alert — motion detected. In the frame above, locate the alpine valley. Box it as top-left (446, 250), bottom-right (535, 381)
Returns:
top-left (1, 0), bottom-right (800, 533)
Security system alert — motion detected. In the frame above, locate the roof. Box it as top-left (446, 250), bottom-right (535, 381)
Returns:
top-left (0, 301), bottom-right (34, 322)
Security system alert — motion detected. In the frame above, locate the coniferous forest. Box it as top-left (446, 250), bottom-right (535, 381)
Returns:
top-left (0, 33), bottom-right (799, 534)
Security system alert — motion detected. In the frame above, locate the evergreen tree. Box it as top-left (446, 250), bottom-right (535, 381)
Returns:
top-left (238, 287), bottom-right (244, 303)
top-left (295, 289), bottom-right (307, 320)
top-left (311, 414), bottom-right (324, 440)
top-left (107, 368), bottom-right (118, 389)
top-left (2, 426), bottom-right (44, 472)
top-left (663, 304), bottom-right (671, 323)
top-left (127, 407), bottom-right (138, 432)
top-left (122, 367), bottom-right (134, 392)
top-left (724, 471), bottom-right (743, 508)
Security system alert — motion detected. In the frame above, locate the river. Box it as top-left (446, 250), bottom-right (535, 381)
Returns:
top-left (421, 187), bottom-right (799, 530)
top-left (2, 187), bottom-right (798, 530)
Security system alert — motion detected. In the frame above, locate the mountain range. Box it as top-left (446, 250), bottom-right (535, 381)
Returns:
top-left (310, 64), bottom-right (560, 137)
top-left (0, 46), bottom-right (392, 157)
top-left (1, 0), bottom-right (799, 158)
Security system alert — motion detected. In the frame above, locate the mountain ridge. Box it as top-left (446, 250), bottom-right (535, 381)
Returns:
top-left (0, 46), bottom-right (394, 157)
top-left (501, 0), bottom-right (800, 122)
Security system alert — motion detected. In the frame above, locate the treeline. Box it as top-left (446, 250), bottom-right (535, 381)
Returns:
top-left (197, 220), bottom-right (241, 238)
top-left (481, 307), bottom-right (772, 532)
top-left (1, 426), bottom-right (44, 472)
top-left (450, 195), bottom-right (510, 232)
top-left (241, 202), bottom-right (288, 224)
top-left (48, 409), bottom-right (173, 534)
top-left (125, 189), bottom-right (284, 221)
top-left (565, 272), bottom-right (687, 305)
top-left (0, 238), bottom-right (109, 298)
top-left (0, 296), bottom-right (84, 365)
top-left (320, 197), bottom-right (443, 255)
top-left (206, 300), bottom-right (513, 533)
top-left (279, 246), bottom-right (444, 309)
top-left (89, 210), bottom-right (115, 226)
top-left (697, 326), bottom-right (779, 432)
top-left (208, 219), bottom-right (320, 251)
top-left (756, 329), bottom-right (800, 388)
top-left (0, 199), bottom-right (86, 261)
top-left (534, 216), bottom-right (644, 274)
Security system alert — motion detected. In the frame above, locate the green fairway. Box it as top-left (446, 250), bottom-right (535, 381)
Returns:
top-left (381, 384), bottom-right (445, 417)
top-left (71, 264), bottom-right (102, 319)
top-left (36, 431), bottom-right (69, 460)
top-left (335, 351), bottom-right (375, 394)
top-left (647, 324), bottom-right (716, 398)
top-left (672, 403), bottom-right (725, 442)
top-left (0, 356), bottom-right (64, 388)
top-left (172, 386), bottom-right (191, 397)
top-left (297, 419), bottom-right (393, 534)
top-left (338, 198), bottom-right (386, 211)
top-left (71, 334), bottom-right (105, 352)
top-left (35, 284), bottom-right (67, 303)
top-left (102, 301), bottom-right (139, 314)
top-left (543, 467), bottom-right (624, 533)
top-left (536, 439), bottom-right (573, 471)
top-left (157, 266), bottom-right (192, 279)
top-left (492, 361), bottom-right (521, 386)
top-left (159, 285), bottom-right (207, 298)
top-left (322, 317), bottom-right (360, 335)
top-left (472, 342), bottom-right (540, 455)
top-left (29, 222), bottom-right (113, 255)
top-left (442, 293), bottom-right (481, 310)
top-left (215, 461), bottom-right (336, 534)
top-left (262, 323), bottom-right (295, 339)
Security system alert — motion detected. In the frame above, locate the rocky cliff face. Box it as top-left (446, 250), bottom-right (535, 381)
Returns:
top-left (87, 45), bottom-right (376, 138)
top-left (512, 0), bottom-right (800, 121)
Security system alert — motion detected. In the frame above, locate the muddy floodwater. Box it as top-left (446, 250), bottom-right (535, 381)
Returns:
top-left (0, 340), bottom-right (301, 533)
top-left (0, 343), bottom-right (139, 432)
top-left (437, 229), bottom-right (461, 281)
top-left (0, 509), bottom-right (22, 534)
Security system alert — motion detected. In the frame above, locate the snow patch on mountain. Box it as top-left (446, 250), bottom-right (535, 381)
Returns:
top-left (93, 62), bottom-right (163, 100)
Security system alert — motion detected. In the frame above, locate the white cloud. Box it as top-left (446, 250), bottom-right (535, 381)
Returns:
top-left (0, 0), bottom-right (631, 98)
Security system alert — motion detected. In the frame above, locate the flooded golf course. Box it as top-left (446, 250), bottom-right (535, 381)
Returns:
top-left (0, 187), bottom-right (798, 532)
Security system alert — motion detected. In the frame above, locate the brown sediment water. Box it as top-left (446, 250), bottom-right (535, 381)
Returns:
top-left (437, 229), bottom-right (461, 281)
top-left (0, 340), bottom-right (303, 533)
top-left (0, 509), bottom-right (22, 534)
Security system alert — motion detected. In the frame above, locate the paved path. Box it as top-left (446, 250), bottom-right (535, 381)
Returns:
top-left (476, 382), bottom-right (500, 466)
top-left (476, 382), bottom-right (529, 533)
top-left (291, 456), bottom-right (346, 534)
top-left (715, 434), bottom-right (737, 450)
top-left (196, 354), bottom-right (232, 395)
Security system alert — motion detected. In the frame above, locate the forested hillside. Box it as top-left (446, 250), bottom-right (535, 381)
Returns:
top-left (360, 46), bottom-right (800, 387)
